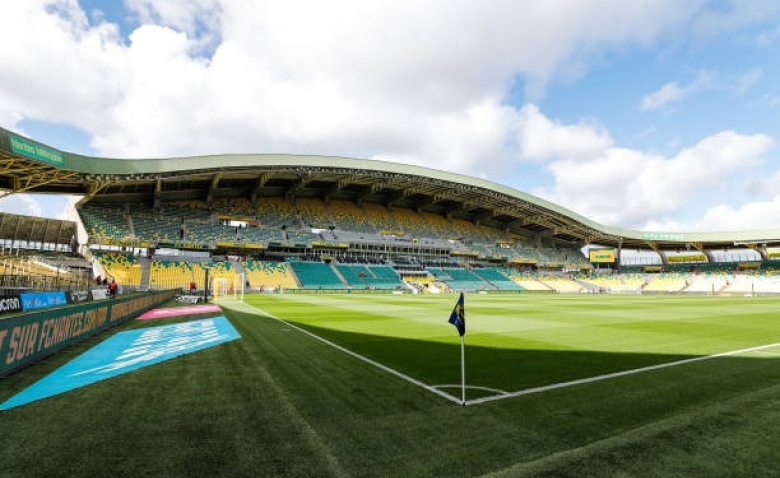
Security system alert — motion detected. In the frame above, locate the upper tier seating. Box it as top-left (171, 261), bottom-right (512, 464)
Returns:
top-left (79, 205), bottom-right (130, 240)
top-left (328, 200), bottom-right (376, 234)
top-left (296, 198), bottom-right (332, 229)
top-left (362, 202), bottom-right (402, 233)
top-left (255, 197), bottom-right (300, 228)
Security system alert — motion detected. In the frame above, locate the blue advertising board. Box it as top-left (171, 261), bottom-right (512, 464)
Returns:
top-left (20, 291), bottom-right (68, 312)
top-left (0, 317), bottom-right (241, 411)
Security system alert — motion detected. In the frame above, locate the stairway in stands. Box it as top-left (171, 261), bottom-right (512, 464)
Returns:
top-left (139, 256), bottom-right (151, 288)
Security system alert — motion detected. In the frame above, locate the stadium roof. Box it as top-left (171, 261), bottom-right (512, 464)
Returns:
top-left (1, 126), bottom-right (779, 252)
top-left (0, 212), bottom-right (77, 249)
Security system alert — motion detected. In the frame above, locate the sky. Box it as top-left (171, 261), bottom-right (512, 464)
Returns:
top-left (2, 0), bottom-right (780, 234)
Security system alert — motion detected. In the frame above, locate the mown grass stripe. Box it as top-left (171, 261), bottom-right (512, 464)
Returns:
top-left (468, 341), bottom-right (780, 405)
top-left (224, 299), bottom-right (464, 405)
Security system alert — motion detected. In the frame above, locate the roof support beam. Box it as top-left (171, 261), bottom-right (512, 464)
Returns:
top-left (387, 190), bottom-right (408, 209)
top-left (324, 181), bottom-right (343, 203)
top-left (206, 173), bottom-right (222, 204)
top-left (371, 181), bottom-right (390, 193)
top-left (473, 209), bottom-right (494, 225)
top-left (0, 167), bottom-right (80, 198)
top-left (251, 172), bottom-right (272, 205)
top-left (154, 179), bottom-right (162, 210)
top-left (292, 173), bottom-right (312, 193)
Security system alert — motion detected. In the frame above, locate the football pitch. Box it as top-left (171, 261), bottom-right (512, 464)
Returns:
top-left (3, 293), bottom-right (780, 477)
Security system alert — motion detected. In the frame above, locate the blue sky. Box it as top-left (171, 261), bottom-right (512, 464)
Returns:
top-left (2, 1), bottom-right (780, 234)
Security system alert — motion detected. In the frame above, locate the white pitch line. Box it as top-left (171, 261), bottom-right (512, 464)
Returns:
top-left (434, 384), bottom-right (509, 395)
top-left (248, 304), bottom-right (463, 405)
top-left (467, 341), bottom-right (780, 406)
top-left (748, 350), bottom-right (780, 357)
top-left (231, 300), bottom-right (780, 408)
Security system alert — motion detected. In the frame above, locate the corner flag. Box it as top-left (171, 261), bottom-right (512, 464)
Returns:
top-left (448, 292), bottom-right (465, 337)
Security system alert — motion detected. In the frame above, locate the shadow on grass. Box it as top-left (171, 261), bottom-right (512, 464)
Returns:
top-left (261, 317), bottom-right (779, 401)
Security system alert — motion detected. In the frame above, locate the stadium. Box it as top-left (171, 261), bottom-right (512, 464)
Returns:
top-left (3, 126), bottom-right (780, 477)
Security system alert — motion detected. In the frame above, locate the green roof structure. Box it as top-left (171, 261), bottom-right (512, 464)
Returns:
top-left (1, 126), bottom-right (778, 252)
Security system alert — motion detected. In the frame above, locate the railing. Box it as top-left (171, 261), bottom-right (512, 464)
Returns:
top-left (0, 272), bottom-right (92, 295)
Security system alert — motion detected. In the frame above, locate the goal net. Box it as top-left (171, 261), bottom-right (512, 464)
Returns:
top-left (211, 273), bottom-right (245, 302)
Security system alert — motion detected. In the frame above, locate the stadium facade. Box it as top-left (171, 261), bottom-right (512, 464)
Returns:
top-left (2, 125), bottom-right (780, 292)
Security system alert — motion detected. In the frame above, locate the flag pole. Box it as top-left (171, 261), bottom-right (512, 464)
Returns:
top-left (448, 292), bottom-right (466, 406)
top-left (460, 335), bottom-right (466, 406)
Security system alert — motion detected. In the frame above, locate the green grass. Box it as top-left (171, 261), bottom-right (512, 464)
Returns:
top-left (3, 293), bottom-right (780, 477)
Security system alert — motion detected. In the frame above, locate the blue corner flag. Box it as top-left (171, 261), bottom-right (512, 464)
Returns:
top-left (448, 292), bottom-right (465, 337)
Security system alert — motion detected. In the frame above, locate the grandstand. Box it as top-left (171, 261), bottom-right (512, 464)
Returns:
top-left (243, 260), bottom-right (297, 291)
top-left (288, 260), bottom-right (344, 289)
top-left (3, 125), bottom-right (780, 298)
top-left (0, 212), bottom-right (90, 294)
top-left (472, 267), bottom-right (524, 291)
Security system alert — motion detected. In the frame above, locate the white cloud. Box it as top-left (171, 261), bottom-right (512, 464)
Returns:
top-left (371, 99), bottom-right (519, 173)
top-left (640, 68), bottom-right (762, 112)
top-left (640, 82), bottom-right (688, 111)
top-left (0, 0), bottom-right (711, 163)
top-left (734, 67), bottom-right (762, 94)
top-left (123, 0), bottom-right (222, 55)
top-left (517, 105), bottom-right (612, 162)
top-left (746, 170), bottom-right (780, 197)
top-left (1, 0), bottom-right (779, 230)
top-left (644, 196), bottom-right (780, 232)
top-left (124, 0), bottom-right (220, 35)
top-left (690, 2), bottom-right (780, 37)
top-left (0, 195), bottom-right (44, 218)
top-left (529, 116), bottom-right (773, 228)
top-left (639, 71), bottom-right (712, 111)
top-left (756, 25), bottom-right (780, 47)
top-left (0, 1), bottom-right (126, 129)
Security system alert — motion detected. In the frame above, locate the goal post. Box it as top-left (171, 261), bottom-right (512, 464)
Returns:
top-left (211, 273), bottom-right (245, 302)
top-left (212, 277), bottom-right (229, 300)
